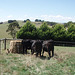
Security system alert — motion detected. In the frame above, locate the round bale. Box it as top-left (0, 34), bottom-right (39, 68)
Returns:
top-left (9, 40), bottom-right (23, 54)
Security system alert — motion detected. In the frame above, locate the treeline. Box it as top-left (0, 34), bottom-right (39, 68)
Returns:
top-left (0, 20), bottom-right (17, 24)
top-left (23, 19), bottom-right (57, 26)
top-left (16, 21), bottom-right (75, 42)
top-left (0, 22), bottom-right (3, 24)
top-left (1, 19), bottom-right (75, 28)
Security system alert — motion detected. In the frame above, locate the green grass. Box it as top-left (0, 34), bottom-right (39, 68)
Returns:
top-left (0, 22), bottom-right (11, 39)
top-left (0, 46), bottom-right (75, 75)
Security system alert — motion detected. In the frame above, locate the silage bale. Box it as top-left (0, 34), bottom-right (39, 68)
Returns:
top-left (9, 40), bottom-right (23, 54)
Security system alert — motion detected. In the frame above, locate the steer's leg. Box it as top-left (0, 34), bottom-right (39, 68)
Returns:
top-left (36, 52), bottom-right (38, 57)
top-left (31, 49), bottom-right (34, 54)
top-left (23, 46), bottom-right (24, 54)
top-left (52, 50), bottom-right (54, 57)
top-left (42, 49), bottom-right (44, 56)
top-left (48, 50), bottom-right (51, 58)
top-left (25, 48), bottom-right (27, 54)
top-left (40, 51), bottom-right (41, 57)
top-left (31, 49), bottom-right (33, 54)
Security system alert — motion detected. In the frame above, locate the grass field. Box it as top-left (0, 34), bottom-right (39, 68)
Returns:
top-left (0, 21), bottom-right (75, 75)
top-left (0, 46), bottom-right (75, 75)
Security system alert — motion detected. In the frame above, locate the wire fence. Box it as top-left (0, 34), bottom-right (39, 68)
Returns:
top-left (0, 38), bottom-right (75, 54)
top-left (54, 41), bottom-right (75, 47)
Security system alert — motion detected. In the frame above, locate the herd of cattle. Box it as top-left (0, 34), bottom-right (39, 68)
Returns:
top-left (22, 39), bottom-right (54, 58)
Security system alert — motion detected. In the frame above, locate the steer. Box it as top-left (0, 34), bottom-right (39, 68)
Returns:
top-left (22, 39), bottom-right (32, 54)
top-left (31, 40), bottom-right (42, 57)
top-left (42, 40), bottom-right (54, 58)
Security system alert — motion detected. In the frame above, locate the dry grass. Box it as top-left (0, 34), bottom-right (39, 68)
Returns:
top-left (0, 46), bottom-right (75, 75)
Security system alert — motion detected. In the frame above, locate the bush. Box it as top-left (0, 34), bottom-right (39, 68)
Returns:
top-left (67, 24), bottom-right (75, 42)
top-left (0, 22), bottom-right (3, 24)
top-left (8, 20), bottom-right (16, 23)
top-left (16, 21), bottom-right (75, 42)
top-left (52, 24), bottom-right (67, 41)
top-left (16, 21), bottom-right (36, 39)
top-left (35, 19), bottom-right (42, 22)
top-left (24, 19), bottom-right (30, 22)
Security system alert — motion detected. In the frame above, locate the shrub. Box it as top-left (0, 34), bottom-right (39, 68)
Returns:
top-left (16, 21), bottom-right (36, 39)
top-left (52, 24), bottom-right (67, 41)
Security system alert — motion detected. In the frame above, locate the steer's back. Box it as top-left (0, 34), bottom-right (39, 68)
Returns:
top-left (42, 40), bottom-right (54, 51)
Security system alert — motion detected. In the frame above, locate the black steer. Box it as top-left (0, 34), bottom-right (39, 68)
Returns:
top-left (42, 40), bottom-right (54, 58)
top-left (22, 39), bottom-right (32, 54)
top-left (31, 40), bottom-right (42, 57)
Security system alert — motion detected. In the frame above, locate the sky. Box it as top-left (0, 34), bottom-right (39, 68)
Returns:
top-left (0, 0), bottom-right (75, 23)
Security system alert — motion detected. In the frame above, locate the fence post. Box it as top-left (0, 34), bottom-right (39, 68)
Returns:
top-left (0, 40), bottom-right (1, 54)
top-left (4, 38), bottom-right (6, 50)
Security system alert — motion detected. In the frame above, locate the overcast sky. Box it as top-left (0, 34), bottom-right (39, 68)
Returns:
top-left (0, 0), bottom-right (75, 23)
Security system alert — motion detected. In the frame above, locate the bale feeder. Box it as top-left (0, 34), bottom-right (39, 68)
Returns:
top-left (9, 40), bottom-right (23, 54)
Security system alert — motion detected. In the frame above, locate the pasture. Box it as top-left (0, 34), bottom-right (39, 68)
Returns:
top-left (0, 46), bottom-right (75, 75)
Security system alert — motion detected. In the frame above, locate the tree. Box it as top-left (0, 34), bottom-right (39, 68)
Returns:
top-left (8, 20), bottom-right (16, 23)
top-left (16, 21), bottom-right (36, 39)
top-left (26, 19), bottom-right (30, 22)
top-left (6, 21), bottom-right (20, 39)
top-left (0, 22), bottom-right (3, 24)
top-left (52, 24), bottom-right (67, 41)
top-left (35, 19), bottom-right (42, 22)
top-left (24, 19), bottom-right (30, 22)
top-left (39, 22), bottom-right (50, 31)
top-left (39, 22), bottom-right (53, 40)
top-left (35, 19), bottom-right (39, 22)
top-left (64, 21), bottom-right (74, 27)
top-left (67, 24), bottom-right (75, 41)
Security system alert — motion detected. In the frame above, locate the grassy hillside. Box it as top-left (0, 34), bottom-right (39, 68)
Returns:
top-left (0, 22), bottom-right (12, 39)
top-left (0, 46), bottom-right (75, 75)
top-left (0, 21), bottom-right (43, 39)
